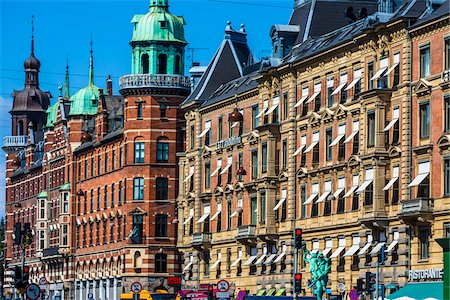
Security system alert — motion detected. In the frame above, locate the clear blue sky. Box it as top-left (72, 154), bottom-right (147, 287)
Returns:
top-left (0, 0), bottom-right (293, 217)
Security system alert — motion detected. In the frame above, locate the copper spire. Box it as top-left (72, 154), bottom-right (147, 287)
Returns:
top-left (31, 15), bottom-right (34, 54)
top-left (88, 33), bottom-right (94, 85)
top-left (64, 55), bottom-right (70, 98)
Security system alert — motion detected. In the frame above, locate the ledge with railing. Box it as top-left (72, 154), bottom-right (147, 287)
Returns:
top-left (2, 136), bottom-right (28, 152)
top-left (119, 74), bottom-right (191, 90)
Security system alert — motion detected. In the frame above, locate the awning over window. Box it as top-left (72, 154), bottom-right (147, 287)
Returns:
top-left (183, 208), bottom-right (194, 225)
top-left (345, 69), bottom-right (361, 91)
top-left (210, 159), bottom-right (222, 177)
top-left (370, 242), bottom-right (386, 255)
top-left (230, 121), bottom-right (239, 128)
top-left (358, 234), bottom-right (373, 255)
top-left (316, 180), bottom-right (332, 203)
top-left (254, 246), bottom-right (268, 265)
top-left (304, 183), bottom-right (319, 204)
top-left (211, 253), bottom-right (221, 269)
top-left (210, 203), bottom-right (222, 221)
top-left (329, 124), bottom-right (346, 147)
top-left (243, 255), bottom-right (257, 266)
top-left (356, 168), bottom-right (373, 194)
top-left (331, 73), bottom-right (348, 95)
top-left (306, 82), bottom-right (321, 104)
top-left (304, 132), bottom-right (319, 153)
top-left (330, 238), bottom-right (346, 258)
top-left (273, 189), bottom-right (287, 211)
top-left (383, 166), bottom-right (399, 190)
top-left (293, 136), bottom-right (307, 156)
top-left (322, 239), bottom-right (333, 257)
top-left (383, 107), bottom-right (400, 131)
top-left (409, 161), bottom-right (430, 187)
top-left (182, 261), bottom-right (193, 271)
top-left (265, 96), bottom-right (279, 115)
top-left (344, 121), bottom-right (359, 143)
top-left (220, 156), bottom-right (233, 175)
top-left (256, 99), bottom-right (269, 118)
top-left (274, 244), bottom-right (287, 263)
top-left (386, 231), bottom-right (399, 253)
top-left (333, 177), bottom-right (346, 198)
top-left (344, 236), bottom-right (361, 256)
top-left (384, 53), bottom-right (400, 77)
top-left (198, 120), bottom-right (211, 138)
top-left (231, 250), bottom-right (242, 267)
top-left (344, 174), bottom-right (359, 198)
top-left (183, 166), bottom-right (194, 183)
top-left (264, 253), bottom-right (277, 265)
top-left (385, 282), bottom-right (443, 300)
top-left (197, 205), bottom-right (210, 223)
top-left (370, 57), bottom-right (388, 81)
top-left (294, 86), bottom-right (309, 107)
top-left (311, 240), bottom-right (320, 254)
top-left (231, 198), bottom-right (243, 217)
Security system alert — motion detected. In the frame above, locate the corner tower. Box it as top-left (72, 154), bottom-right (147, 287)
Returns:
top-left (130, 0), bottom-right (187, 75)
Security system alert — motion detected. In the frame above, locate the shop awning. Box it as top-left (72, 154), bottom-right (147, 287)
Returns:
top-left (385, 282), bottom-right (443, 300)
top-left (265, 289), bottom-right (276, 296)
top-left (274, 289), bottom-right (286, 296)
top-left (256, 290), bottom-right (266, 296)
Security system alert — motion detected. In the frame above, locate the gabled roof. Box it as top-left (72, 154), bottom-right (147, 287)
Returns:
top-left (181, 24), bottom-right (252, 108)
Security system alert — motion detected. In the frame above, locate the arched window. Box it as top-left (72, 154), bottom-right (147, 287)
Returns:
top-left (159, 103), bottom-right (167, 118)
top-left (142, 54), bottom-right (149, 74)
top-left (134, 251), bottom-right (142, 268)
top-left (158, 54), bottom-right (167, 74)
top-left (174, 55), bottom-right (181, 74)
top-left (17, 120), bottom-right (24, 135)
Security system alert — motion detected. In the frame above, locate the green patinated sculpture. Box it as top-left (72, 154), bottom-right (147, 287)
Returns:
top-left (303, 247), bottom-right (332, 300)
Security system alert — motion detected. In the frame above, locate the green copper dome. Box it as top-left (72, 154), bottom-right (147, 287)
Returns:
top-left (131, 0), bottom-right (187, 44)
top-left (45, 101), bottom-right (59, 128)
top-left (69, 48), bottom-right (99, 116)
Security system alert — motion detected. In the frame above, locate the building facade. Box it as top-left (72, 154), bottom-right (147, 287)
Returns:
top-left (3, 1), bottom-right (188, 299)
top-left (177, 0), bottom-right (450, 297)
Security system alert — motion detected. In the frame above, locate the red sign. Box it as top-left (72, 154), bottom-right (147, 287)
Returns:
top-left (168, 276), bottom-right (182, 286)
top-left (349, 289), bottom-right (359, 300)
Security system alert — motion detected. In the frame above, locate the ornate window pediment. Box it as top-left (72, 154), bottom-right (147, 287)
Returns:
top-left (247, 130), bottom-right (260, 145)
top-left (129, 207), bottom-right (146, 216)
top-left (234, 181), bottom-right (245, 192)
top-left (388, 146), bottom-right (402, 158)
top-left (414, 78), bottom-right (433, 97)
top-left (347, 155), bottom-right (361, 168)
top-left (279, 171), bottom-right (288, 182)
top-left (213, 186), bottom-right (224, 197)
top-left (308, 112), bottom-right (321, 125)
top-left (224, 184), bottom-right (234, 194)
top-left (321, 108), bottom-right (334, 122)
top-left (333, 104), bottom-right (348, 118)
top-left (438, 134), bottom-right (450, 152)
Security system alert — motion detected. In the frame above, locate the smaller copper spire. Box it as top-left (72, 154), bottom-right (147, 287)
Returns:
top-left (88, 33), bottom-right (94, 85)
top-left (31, 15), bottom-right (34, 54)
top-left (64, 55), bottom-right (70, 98)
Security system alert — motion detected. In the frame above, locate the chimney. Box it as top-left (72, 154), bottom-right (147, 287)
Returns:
top-left (106, 75), bottom-right (113, 96)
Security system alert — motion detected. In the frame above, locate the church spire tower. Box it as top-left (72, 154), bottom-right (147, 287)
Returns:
top-left (64, 56), bottom-right (70, 99)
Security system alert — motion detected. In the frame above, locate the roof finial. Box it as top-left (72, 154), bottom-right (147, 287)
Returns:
top-left (31, 15), bottom-right (35, 54)
top-left (64, 55), bottom-right (70, 98)
top-left (89, 33), bottom-right (94, 85)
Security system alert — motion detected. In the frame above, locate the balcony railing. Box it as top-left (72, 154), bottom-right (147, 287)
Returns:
top-left (400, 198), bottom-right (433, 215)
top-left (191, 232), bottom-right (211, 246)
top-left (236, 225), bottom-right (256, 240)
top-left (119, 74), bottom-right (191, 90)
top-left (2, 136), bottom-right (28, 152)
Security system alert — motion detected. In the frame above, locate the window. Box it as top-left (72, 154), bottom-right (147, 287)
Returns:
top-left (216, 206), bottom-right (222, 232)
top-left (237, 152), bottom-right (244, 182)
top-left (112, 150), bottom-right (117, 170)
top-left (98, 154), bottom-right (102, 175)
top-left (190, 125), bottom-right (195, 149)
top-left (227, 201), bottom-right (232, 230)
top-left (272, 96), bottom-right (279, 123)
top-left (131, 215), bottom-right (143, 244)
top-left (300, 135), bottom-right (307, 167)
top-left (281, 139), bottom-right (288, 170)
top-left (378, 58), bottom-right (388, 89)
top-left (445, 38), bottom-right (450, 70)
top-left (156, 177), bottom-right (168, 200)
top-left (137, 103), bottom-right (143, 119)
top-left (367, 110), bottom-right (375, 147)
top-left (155, 214), bottom-right (168, 237)
top-left (91, 156), bottom-right (95, 177)
top-left (111, 183), bottom-right (115, 207)
top-left (312, 132), bottom-right (320, 165)
top-left (175, 55), bottom-right (181, 75)
top-left (119, 147), bottom-right (123, 168)
top-left (105, 152), bottom-right (109, 172)
top-left (300, 185), bottom-right (306, 219)
top-left (393, 53), bottom-right (400, 86)
top-left (420, 102), bottom-right (430, 139)
top-left (39, 198), bottom-right (46, 219)
top-left (250, 196), bottom-right (257, 225)
top-left (445, 158), bottom-right (450, 196)
top-left (133, 178), bottom-right (144, 201)
top-left (353, 69), bottom-right (362, 96)
top-left (445, 96), bottom-right (450, 132)
top-left (61, 192), bottom-right (69, 214)
top-left (251, 149), bottom-right (258, 179)
top-left (218, 116), bottom-right (223, 140)
top-left (160, 103), bottom-right (167, 118)
top-left (327, 78), bottom-right (334, 107)
top-left (262, 142), bottom-right (268, 173)
top-left (351, 175), bottom-right (359, 211)
top-left (118, 181), bottom-right (123, 205)
top-left (340, 73), bottom-right (348, 103)
top-left (283, 92), bottom-right (289, 120)
top-left (84, 159), bottom-right (88, 179)
top-left (420, 44), bottom-right (431, 78)
top-left (97, 188), bottom-right (101, 210)
top-left (326, 128), bottom-right (333, 161)
top-left (445, 223), bottom-right (450, 238)
top-left (226, 248), bottom-right (231, 274)
top-left (263, 99), bottom-right (269, 124)
top-left (260, 191), bottom-right (266, 224)
top-left (419, 227), bottom-right (430, 259)
top-left (205, 162), bottom-right (211, 189)
top-left (134, 142), bottom-right (145, 163)
top-left (158, 54), bottom-right (167, 74)
top-left (154, 253), bottom-right (167, 273)
top-left (104, 185), bottom-right (108, 208)
top-left (368, 61), bottom-right (374, 90)
top-left (90, 190), bottom-right (94, 212)
top-left (157, 139), bottom-right (169, 162)
top-left (204, 252), bottom-right (210, 277)
top-left (142, 54), bottom-right (149, 74)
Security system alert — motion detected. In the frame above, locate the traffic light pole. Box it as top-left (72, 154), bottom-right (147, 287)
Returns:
top-left (21, 243), bottom-right (25, 300)
top-left (293, 247), bottom-right (298, 300)
top-left (375, 262), bottom-right (379, 300)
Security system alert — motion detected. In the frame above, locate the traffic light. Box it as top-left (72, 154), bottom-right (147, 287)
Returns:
top-left (365, 271), bottom-right (376, 293)
top-left (13, 223), bottom-right (22, 245)
top-left (294, 273), bottom-right (302, 294)
top-left (356, 278), bottom-right (365, 294)
top-left (294, 228), bottom-right (303, 249)
top-left (14, 266), bottom-right (23, 289)
top-left (207, 284), bottom-right (214, 300)
top-left (23, 223), bottom-right (32, 247)
top-left (379, 244), bottom-right (387, 264)
top-left (22, 266), bottom-right (30, 284)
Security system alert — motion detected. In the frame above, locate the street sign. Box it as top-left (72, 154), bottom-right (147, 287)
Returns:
top-left (349, 289), bottom-right (359, 300)
top-left (337, 283), bottom-right (346, 293)
top-left (25, 283), bottom-right (41, 300)
top-left (39, 277), bottom-right (48, 290)
top-left (217, 279), bottom-right (229, 292)
top-left (131, 282), bottom-right (142, 294)
top-left (215, 291), bottom-right (230, 299)
top-left (88, 293), bottom-right (94, 300)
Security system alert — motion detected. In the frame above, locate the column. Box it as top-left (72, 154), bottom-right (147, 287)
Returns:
top-left (113, 278), bottom-right (118, 300)
top-left (99, 279), bottom-right (104, 300)
top-left (106, 279), bottom-right (110, 300)
top-left (79, 280), bottom-right (84, 300)
top-left (85, 280), bottom-right (89, 300)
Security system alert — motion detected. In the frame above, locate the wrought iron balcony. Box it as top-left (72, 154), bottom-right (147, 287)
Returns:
top-left (236, 225), bottom-right (257, 242)
top-left (191, 232), bottom-right (212, 247)
top-left (400, 198), bottom-right (433, 215)
top-left (2, 136), bottom-right (28, 153)
top-left (119, 74), bottom-right (191, 90)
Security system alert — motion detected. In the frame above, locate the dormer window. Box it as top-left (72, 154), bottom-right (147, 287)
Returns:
top-left (160, 21), bottom-right (167, 29)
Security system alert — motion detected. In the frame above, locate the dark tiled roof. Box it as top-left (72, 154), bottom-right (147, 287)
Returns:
top-left (412, 0), bottom-right (449, 27)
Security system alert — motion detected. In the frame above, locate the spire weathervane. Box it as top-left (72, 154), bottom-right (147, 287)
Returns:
top-left (89, 33), bottom-right (94, 85)
top-left (31, 15), bottom-right (35, 54)
top-left (64, 55), bottom-right (70, 98)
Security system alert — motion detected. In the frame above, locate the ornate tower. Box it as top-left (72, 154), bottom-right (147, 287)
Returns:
top-left (129, 0), bottom-right (187, 75)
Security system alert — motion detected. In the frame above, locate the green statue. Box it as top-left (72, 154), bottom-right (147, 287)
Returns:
top-left (303, 247), bottom-right (331, 300)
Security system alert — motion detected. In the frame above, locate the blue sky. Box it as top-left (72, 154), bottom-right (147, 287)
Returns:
top-left (0, 0), bottom-right (293, 217)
